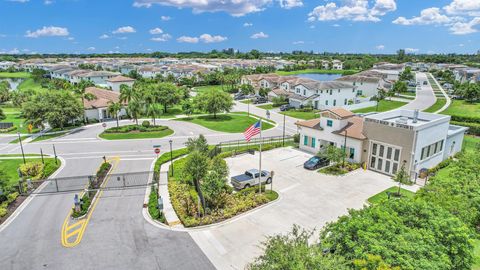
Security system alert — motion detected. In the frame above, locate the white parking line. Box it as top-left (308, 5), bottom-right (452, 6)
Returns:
top-left (279, 183), bottom-right (300, 193)
top-left (203, 231), bottom-right (227, 255)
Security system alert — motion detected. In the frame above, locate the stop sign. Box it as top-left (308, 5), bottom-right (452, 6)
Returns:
top-left (154, 148), bottom-right (160, 155)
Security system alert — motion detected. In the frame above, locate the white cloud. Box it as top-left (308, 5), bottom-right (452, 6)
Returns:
top-left (112, 26), bottom-right (136, 34)
top-left (199, 33), bottom-right (227, 43)
top-left (449, 17), bottom-right (480, 35)
top-left (176, 33), bottom-right (227, 43)
top-left (293, 40), bottom-right (304, 45)
top-left (444, 0), bottom-right (480, 16)
top-left (67, 37), bottom-right (74, 41)
top-left (161, 15), bottom-right (171, 21)
top-left (9, 48), bottom-right (20, 54)
top-left (149, 27), bottom-right (164, 34)
top-left (376, 44), bottom-right (385, 50)
top-left (393, 7), bottom-right (451, 25)
top-left (279, 0), bottom-right (303, 9)
top-left (243, 22), bottom-right (253, 27)
top-left (308, 0), bottom-right (396, 22)
top-left (151, 34), bottom-right (172, 42)
top-left (250, 32), bottom-right (269, 39)
top-left (133, 0), bottom-right (272, 16)
top-left (332, 23), bottom-right (340, 27)
top-left (44, 0), bottom-right (53, 5)
top-left (0, 34), bottom-right (7, 38)
top-left (405, 48), bottom-right (419, 53)
top-left (177, 36), bottom-right (199, 43)
top-left (117, 37), bottom-right (128, 40)
top-left (99, 34), bottom-right (110, 39)
top-left (7, 0), bottom-right (29, 3)
top-left (87, 47), bottom-right (96, 51)
top-left (25, 26), bottom-right (69, 38)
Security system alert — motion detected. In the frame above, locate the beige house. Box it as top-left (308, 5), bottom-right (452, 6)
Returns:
top-left (106, 75), bottom-right (135, 92)
top-left (83, 87), bottom-right (127, 121)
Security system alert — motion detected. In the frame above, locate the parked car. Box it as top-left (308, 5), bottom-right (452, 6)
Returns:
top-left (230, 169), bottom-right (271, 189)
top-left (303, 156), bottom-right (330, 170)
top-left (234, 93), bottom-right (245, 100)
top-left (280, 104), bottom-right (292, 111)
top-left (253, 96), bottom-right (268, 104)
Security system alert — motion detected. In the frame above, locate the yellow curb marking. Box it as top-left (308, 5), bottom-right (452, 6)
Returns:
top-left (61, 157), bottom-right (120, 248)
top-left (168, 220), bottom-right (181, 226)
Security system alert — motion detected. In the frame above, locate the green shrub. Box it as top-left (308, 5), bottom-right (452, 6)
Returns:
top-left (6, 192), bottom-right (18, 204)
top-left (293, 133), bottom-right (300, 143)
top-left (19, 162), bottom-right (44, 180)
top-left (96, 162), bottom-right (111, 178)
top-left (451, 121), bottom-right (480, 136)
top-left (0, 206), bottom-right (7, 217)
top-left (0, 126), bottom-right (17, 133)
top-left (142, 120), bottom-right (151, 128)
top-left (105, 124), bottom-right (168, 133)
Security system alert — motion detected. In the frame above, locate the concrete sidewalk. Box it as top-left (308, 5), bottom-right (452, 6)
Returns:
top-left (158, 158), bottom-right (184, 228)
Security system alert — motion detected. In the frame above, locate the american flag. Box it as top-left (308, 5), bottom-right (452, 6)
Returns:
top-left (244, 121), bottom-right (261, 141)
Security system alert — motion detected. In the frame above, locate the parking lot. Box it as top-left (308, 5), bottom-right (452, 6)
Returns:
top-left (189, 147), bottom-right (403, 269)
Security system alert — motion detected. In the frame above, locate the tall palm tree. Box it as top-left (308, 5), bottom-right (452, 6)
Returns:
top-left (146, 103), bottom-right (162, 126)
top-left (119, 84), bottom-right (136, 103)
top-left (74, 80), bottom-right (95, 123)
top-left (107, 101), bottom-right (122, 128)
top-left (127, 98), bottom-right (141, 126)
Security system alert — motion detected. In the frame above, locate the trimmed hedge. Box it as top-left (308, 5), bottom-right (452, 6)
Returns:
top-left (451, 115), bottom-right (480, 124)
top-left (451, 121), bottom-right (480, 136)
top-left (104, 124), bottom-right (169, 134)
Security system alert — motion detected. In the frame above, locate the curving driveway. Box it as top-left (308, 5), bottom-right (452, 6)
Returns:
top-left (399, 72), bottom-right (436, 111)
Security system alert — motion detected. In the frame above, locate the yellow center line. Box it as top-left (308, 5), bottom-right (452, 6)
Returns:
top-left (61, 157), bottom-right (120, 248)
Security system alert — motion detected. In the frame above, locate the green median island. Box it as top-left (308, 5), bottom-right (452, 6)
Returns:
top-left (99, 121), bottom-right (174, 140)
top-left (176, 113), bottom-right (274, 133)
top-left (367, 186), bottom-right (414, 205)
top-left (352, 100), bottom-right (407, 114)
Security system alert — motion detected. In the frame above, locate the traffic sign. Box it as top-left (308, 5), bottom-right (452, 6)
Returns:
top-left (102, 122), bottom-right (107, 128)
top-left (153, 145), bottom-right (161, 148)
top-left (154, 148), bottom-right (161, 155)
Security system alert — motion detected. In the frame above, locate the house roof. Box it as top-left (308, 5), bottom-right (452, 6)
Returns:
top-left (332, 116), bottom-right (367, 140)
top-left (84, 87), bottom-right (122, 109)
top-left (295, 119), bottom-right (321, 129)
top-left (322, 108), bottom-right (355, 119)
top-left (106, 75), bottom-right (135, 83)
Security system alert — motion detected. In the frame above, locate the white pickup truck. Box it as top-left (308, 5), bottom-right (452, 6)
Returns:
top-left (230, 169), bottom-right (271, 190)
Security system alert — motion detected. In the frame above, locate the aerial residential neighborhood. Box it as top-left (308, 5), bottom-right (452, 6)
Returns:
top-left (1, 1), bottom-right (480, 270)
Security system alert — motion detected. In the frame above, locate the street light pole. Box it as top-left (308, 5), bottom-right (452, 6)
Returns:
top-left (282, 113), bottom-right (286, 147)
top-left (40, 148), bottom-right (45, 164)
top-left (343, 130), bottom-right (347, 168)
top-left (17, 132), bottom-right (26, 164)
top-left (169, 140), bottom-right (173, 177)
top-left (53, 144), bottom-right (58, 165)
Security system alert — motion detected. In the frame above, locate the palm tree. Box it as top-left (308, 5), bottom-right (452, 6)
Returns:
top-left (146, 103), bottom-right (162, 126)
top-left (119, 84), bottom-right (136, 103)
top-left (107, 101), bottom-right (122, 128)
top-left (127, 98), bottom-right (142, 125)
top-left (74, 80), bottom-right (95, 122)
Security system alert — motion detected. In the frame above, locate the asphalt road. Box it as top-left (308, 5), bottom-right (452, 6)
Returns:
top-left (399, 72), bottom-right (436, 111)
top-left (0, 105), bottom-right (296, 270)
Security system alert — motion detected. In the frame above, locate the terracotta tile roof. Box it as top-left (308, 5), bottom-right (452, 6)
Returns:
top-left (106, 75), bottom-right (135, 82)
top-left (295, 119), bottom-right (320, 129)
top-left (323, 108), bottom-right (355, 119)
top-left (84, 87), bottom-right (122, 109)
top-left (333, 116), bottom-right (366, 140)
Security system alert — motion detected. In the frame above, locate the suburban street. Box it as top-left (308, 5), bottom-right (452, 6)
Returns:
top-left (0, 93), bottom-right (431, 270)
top-left (399, 72), bottom-right (436, 111)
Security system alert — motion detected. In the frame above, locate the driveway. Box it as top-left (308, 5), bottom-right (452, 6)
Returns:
top-left (189, 147), bottom-right (399, 269)
top-left (399, 72), bottom-right (436, 111)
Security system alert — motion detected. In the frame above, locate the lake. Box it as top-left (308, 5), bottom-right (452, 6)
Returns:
top-left (0, 78), bottom-right (24, 90)
top-left (293, 73), bottom-right (342, 81)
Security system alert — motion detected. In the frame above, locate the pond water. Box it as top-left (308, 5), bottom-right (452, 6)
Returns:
top-left (293, 73), bottom-right (342, 81)
top-left (0, 78), bottom-right (25, 90)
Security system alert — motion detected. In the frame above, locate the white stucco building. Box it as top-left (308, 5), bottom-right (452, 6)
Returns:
top-left (106, 75), bottom-right (135, 92)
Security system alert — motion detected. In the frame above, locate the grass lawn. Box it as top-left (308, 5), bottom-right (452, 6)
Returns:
top-left (177, 113), bottom-right (274, 133)
top-left (240, 99), bottom-right (252, 104)
top-left (367, 186), bottom-right (415, 205)
top-left (473, 239), bottom-right (480, 270)
top-left (442, 100), bottom-right (480, 119)
top-left (99, 125), bottom-right (174, 140)
top-left (9, 135), bottom-right (30, 144)
top-left (17, 78), bottom-right (49, 93)
top-left (280, 110), bottom-right (320, 120)
top-left (0, 158), bottom-right (60, 186)
top-left (31, 132), bottom-right (67, 142)
top-left (0, 72), bottom-right (31, 78)
top-left (352, 100), bottom-right (407, 114)
top-left (0, 107), bottom-right (29, 134)
top-left (423, 98), bottom-right (447, 113)
top-left (0, 154), bottom-right (43, 157)
top-left (257, 104), bottom-right (274, 110)
top-left (193, 85), bottom-right (226, 93)
top-left (275, 69), bottom-right (359, 76)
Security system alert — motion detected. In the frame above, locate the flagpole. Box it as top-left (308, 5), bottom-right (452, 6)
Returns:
top-left (259, 119), bottom-right (262, 194)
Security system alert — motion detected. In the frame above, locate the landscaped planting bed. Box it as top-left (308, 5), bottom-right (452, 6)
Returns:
top-left (71, 162), bottom-right (111, 218)
top-left (318, 162), bottom-right (360, 175)
top-left (99, 124), bottom-right (174, 140)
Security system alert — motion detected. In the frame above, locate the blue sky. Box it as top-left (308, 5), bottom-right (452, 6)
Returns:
top-left (0, 0), bottom-right (479, 54)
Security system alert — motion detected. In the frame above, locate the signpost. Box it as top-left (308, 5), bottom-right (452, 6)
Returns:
top-left (102, 122), bottom-right (107, 130)
top-left (154, 148), bottom-right (160, 155)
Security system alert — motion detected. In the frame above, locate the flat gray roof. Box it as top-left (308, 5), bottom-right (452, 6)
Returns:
top-left (364, 110), bottom-right (450, 128)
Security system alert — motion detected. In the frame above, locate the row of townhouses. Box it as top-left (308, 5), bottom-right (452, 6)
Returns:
top-left (240, 67), bottom-right (398, 110)
top-left (296, 108), bottom-right (467, 178)
top-left (295, 59), bottom-right (344, 70)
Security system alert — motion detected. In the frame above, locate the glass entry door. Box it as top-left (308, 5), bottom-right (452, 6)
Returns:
top-left (369, 142), bottom-right (401, 175)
